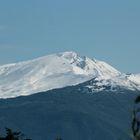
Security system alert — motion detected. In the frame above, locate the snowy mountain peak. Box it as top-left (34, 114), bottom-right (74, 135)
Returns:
top-left (58, 51), bottom-right (87, 68)
top-left (57, 51), bottom-right (121, 78)
top-left (0, 51), bottom-right (139, 98)
top-left (58, 51), bottom-right (80, 59)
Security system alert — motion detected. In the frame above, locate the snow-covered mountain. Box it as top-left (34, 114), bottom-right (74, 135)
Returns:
top-left (0, 51), bottom-right (139, 98)
top-left (0, 51), bottom-right (140, 140)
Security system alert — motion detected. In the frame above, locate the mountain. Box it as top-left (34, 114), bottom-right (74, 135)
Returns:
top-left (0, 51), bottom-right (139, 98)
top-left (0, 51), bottom-right (140, 139)
top-left (0, 78), bottom-right (138, 140)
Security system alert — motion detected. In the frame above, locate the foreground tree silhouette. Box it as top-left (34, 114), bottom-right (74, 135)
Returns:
top-left (0, 128), bottom-right (63, 140)
top-left (0, 128), bottom-right (31, 140)
top-left (55, 138), bottom-right (63, 140)
top-left (132, 95), bottom-right (140, 140)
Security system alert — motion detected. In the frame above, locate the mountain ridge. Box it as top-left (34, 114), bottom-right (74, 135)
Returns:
top-left (0, 51), bottom-right (139, 98)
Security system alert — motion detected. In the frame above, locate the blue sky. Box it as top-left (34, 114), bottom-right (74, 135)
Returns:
top-left (0, 0), bottom-right (140, 73)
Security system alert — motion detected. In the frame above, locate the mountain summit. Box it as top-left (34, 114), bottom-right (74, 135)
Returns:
top-left (0, 51), bottom-right (139, 98)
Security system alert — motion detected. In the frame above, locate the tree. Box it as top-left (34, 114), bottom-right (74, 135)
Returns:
top-left (132, 95), bottom-right (140, 140)
top-left (55, 138), bottom-right (63, 140)
top-left (0, 128), bottom-right (31, 140)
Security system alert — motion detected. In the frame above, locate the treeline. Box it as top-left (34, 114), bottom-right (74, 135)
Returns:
top-left (0, 128), bottom-right (31, 140)
top-left (0, 128), bottom-right (62, 140)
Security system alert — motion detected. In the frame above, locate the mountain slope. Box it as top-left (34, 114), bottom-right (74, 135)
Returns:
top-left (0, 51), bottom-right (121, 98)
top-left (0, 78), bottom-right (138, 140)
top-left (0, 51), bottom-right (139, 98)
top-left (128, 74), bottom-right (140, 88)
